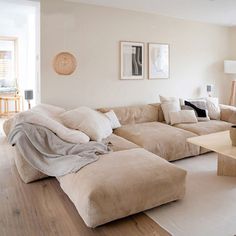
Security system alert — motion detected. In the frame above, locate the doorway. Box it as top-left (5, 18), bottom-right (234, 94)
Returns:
top-left (0, 0), bottom-right (40, 113)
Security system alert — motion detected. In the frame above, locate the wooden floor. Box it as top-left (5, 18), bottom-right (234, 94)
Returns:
top-left (0, 126), bottom-right (170, 236)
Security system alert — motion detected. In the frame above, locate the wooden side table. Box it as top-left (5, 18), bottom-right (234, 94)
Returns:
top-left (0, 95), bottom-right (21, 117)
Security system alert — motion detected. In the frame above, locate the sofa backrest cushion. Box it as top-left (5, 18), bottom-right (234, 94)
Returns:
top-left (98, 104), bottom-right (161, 125)
top-left (220, 104), bottom-right (236, 124)
top-left (149, 103), bottom-right (165, 122)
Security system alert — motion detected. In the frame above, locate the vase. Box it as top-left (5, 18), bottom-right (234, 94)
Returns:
top-left (230, 125), bottom-right (236, 146)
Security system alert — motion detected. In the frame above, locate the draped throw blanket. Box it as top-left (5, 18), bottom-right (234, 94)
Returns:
top-left (8, 123), bottom-right (110, 177)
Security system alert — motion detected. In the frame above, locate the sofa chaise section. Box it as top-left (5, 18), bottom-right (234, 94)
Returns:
top-left (10, 133), bottom-right (139, 184)
top-left (58, 148), bottom-right (187, 228)
top-left (114, 122), bottom-right (200, 161)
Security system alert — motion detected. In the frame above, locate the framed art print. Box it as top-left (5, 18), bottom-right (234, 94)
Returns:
top-left (148, 43), bottom-right (169, 79)
top-left (120, 41), bottom-right (144, 80)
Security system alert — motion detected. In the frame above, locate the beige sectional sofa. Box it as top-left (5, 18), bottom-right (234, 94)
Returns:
top-left (5, 128), bottom-right (187, 228)
top-left (4, 102), bottom-right (236, 228)
top-left (99, 103), bottom-right (233, 161)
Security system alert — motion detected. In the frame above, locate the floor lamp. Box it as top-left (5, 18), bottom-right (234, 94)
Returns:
top-left (224, 60), bottom-right (236, 106)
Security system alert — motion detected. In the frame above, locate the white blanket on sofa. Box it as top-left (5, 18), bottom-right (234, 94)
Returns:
top-left (8, 123), bottom-right (110, 176)
top-left (4, 109), bottom-right (90, 144)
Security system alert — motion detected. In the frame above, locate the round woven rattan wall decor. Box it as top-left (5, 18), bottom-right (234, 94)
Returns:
top-left (53, 52), bottom-right (77, 75)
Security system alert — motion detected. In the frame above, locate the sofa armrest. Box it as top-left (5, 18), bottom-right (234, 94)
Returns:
top-left (3, 118), bottom-right (14, 136)
top-left (220, 104), bottom-right (236, 124)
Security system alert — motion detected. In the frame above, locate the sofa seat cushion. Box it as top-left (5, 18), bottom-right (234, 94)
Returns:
top-left (58, 148), bottom-right (187, 228)
top-left (114, 122), bottom-right (199, 161)
top-left (103, 133), bottom-right (139, 152)
top-left (174, 120), bottom-right (232, 136)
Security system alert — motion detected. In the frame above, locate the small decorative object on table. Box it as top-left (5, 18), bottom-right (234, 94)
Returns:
top-left (230, 125), bottom-right (236, 146)
top-left (24, 90), bottom-right (33, 110)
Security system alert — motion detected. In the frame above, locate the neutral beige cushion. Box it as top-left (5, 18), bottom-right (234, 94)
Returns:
top-left (149, 103), bottom-right (165, 122)
top-left (60, 107), bottom-right (112, 141)
top-left (169, 110), bottom-right (197, 125)
top-left (103, 133), bottom-right (139, 152)
top-left (220, 104), bottom-right (236, 124)
top-left (175, 120), bottom-right (232, 136)
top-left (32, 103), bottom-right (65, 118)
top-left (3, 103), bottom-right (66, 136)
top-left (206, 97), bottom-right (220, 120)
top-left (58, 148), bottom-right (187, 227)
top-left (161, 101), bottom-right (181, 124)
top-left (160, 95), bottom-right (179, 103)
top-left (160, 96), bottom-right (181, 124)
top-left (98, 104), bottom-right (158, 125)
top-left (114, 122), bottom-right (199, 161)
top-left (5, 110), bottom-right (90, 144)
top-left (14, 147), bottom-right (47, 183)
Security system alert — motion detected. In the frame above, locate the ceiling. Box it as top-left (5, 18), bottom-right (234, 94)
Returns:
top-left (65, 0), bottom-right (236, 26)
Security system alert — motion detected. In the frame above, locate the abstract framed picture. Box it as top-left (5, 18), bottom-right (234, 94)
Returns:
top-left (148, 43), bottom-right (169, 79)
top-left (120, 41), bottom-right (144, 80)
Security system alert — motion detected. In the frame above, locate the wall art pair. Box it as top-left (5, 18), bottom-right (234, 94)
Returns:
top-left (120, 41), bottom-right (169, 80)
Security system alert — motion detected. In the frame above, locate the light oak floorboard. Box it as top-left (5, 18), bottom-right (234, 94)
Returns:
top-left (0, 132), bottom-right (170, 236)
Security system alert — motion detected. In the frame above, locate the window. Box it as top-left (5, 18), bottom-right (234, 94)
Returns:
top-left (0, 38), bottom-right (17, 88)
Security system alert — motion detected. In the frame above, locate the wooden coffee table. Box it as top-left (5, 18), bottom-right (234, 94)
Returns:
top-left (187, 131), bottom-right (236, 177)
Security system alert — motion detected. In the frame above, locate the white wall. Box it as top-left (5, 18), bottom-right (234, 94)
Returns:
top-left (229, 27), bottom-right (236, 59)
top-left (41, 0), bottom-right (231, 109)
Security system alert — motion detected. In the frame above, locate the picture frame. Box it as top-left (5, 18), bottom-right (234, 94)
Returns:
top-left (120, 41), bottom-right (144, 80)
top-left (148, 43), bottom-right (169, 79)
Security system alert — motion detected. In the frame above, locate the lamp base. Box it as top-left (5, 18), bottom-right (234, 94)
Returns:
top-left (27, 100), bottom-right (31, 110)
top-left (229, 80), bottom-right (236, 106)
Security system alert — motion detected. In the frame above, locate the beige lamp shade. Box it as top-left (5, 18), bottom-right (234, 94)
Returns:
top-left (224, 60), bottom-right (236, 74)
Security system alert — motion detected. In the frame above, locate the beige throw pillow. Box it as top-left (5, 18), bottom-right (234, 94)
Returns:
top-left (60, 107), bottom-right (112, 141)
top-left (32, 103), bottom-right (66, 118)
top-left (169, 110), bottom-right (198, 125)
top-left (5, 110), bottom-right (90, 144)
top-left (205, 97), bottom-right (220, 120)
top-left (161, 102), bottom-right (181, 124)
top-left (160, 95), bottom-right (179, 104)
top-left (160, 95), bottom-right (181, 124)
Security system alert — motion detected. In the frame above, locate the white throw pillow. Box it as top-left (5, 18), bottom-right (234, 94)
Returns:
top-left (161, 102), bottom-right (181, 124)
top-left (104, 110), bottom-right (121, 129)
top-left (160, 95), bottom-right (179, 104)
top-left (9, 110), bottom-right (90, 144)
top-left (169, 110), bottom-right (198, 125)
top-left (205, 97), bottom-right (220, 120)
top-left (60, 107), bottom-right (112, 141)
top-left (32, 104), bottom-right (66, 118)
